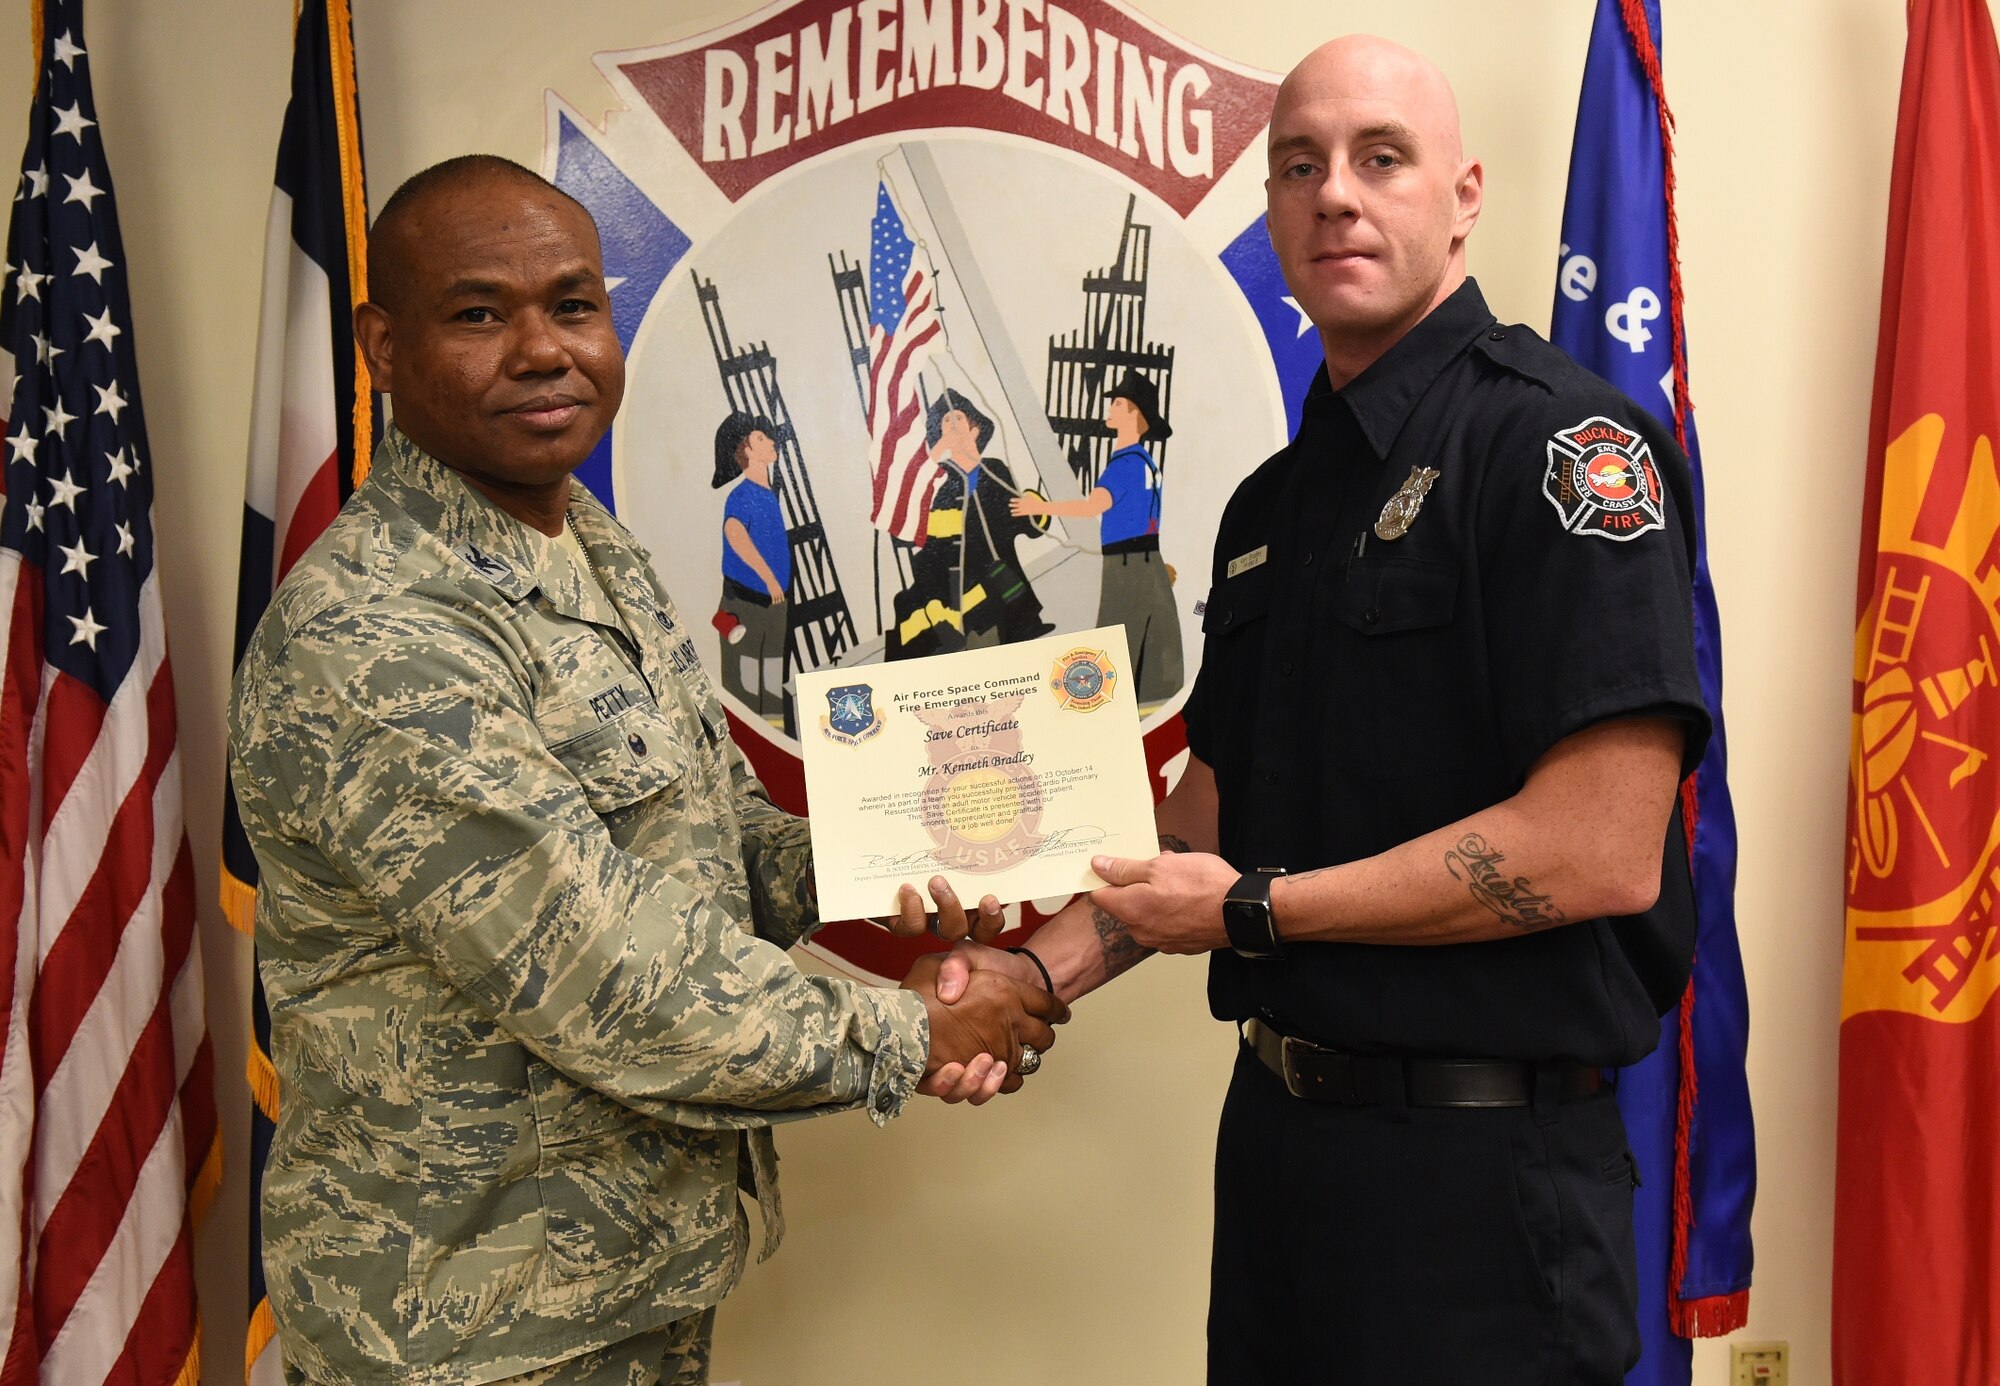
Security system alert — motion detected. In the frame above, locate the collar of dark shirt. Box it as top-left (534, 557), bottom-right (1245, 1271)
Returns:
top-left (1301, 278), bottom-right (1498, 461)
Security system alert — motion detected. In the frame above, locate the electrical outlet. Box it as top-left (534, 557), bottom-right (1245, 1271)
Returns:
top-left (1731, 1341), bottom-right (1788, 1386)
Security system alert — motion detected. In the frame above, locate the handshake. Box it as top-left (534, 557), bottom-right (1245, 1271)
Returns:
top-left (885, 876), bottom-right (1071, 1106)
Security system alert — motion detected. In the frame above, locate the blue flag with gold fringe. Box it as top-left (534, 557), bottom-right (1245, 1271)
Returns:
top-left (1549, 3), bottom-right (1757, 1381)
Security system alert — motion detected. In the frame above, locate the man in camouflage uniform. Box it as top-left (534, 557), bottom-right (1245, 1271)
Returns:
top-left (228, 156), bottom-right (1061, 1386)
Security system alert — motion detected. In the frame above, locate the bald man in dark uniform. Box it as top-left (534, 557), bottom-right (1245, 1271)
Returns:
top-left (938, 38), bottom-right (1708, 1385)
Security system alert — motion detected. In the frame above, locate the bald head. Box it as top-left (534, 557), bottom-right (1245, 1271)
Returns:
top-left (1272, 35), bottom-right (1464, 166)
top-left (368, 155), bottom-right (594, 315)
top-left (1262, 34), bottom-right (1482, 384)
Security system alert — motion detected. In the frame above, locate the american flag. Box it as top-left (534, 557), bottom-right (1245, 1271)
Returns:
top-left (0, 3), bottom-right (218, 1382)
top-left (864, 179), bottom-right (944, 545)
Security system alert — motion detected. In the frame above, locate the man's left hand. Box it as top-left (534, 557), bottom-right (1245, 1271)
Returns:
top-left (879, 876), bottom-right (1006, 943)
top-left (1090, 851), bottom-right (1238, 954)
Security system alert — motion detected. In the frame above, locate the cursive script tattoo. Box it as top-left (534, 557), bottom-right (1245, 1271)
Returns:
top-left (1092, 904), bottom-right (1153, 980)
top-left (1443, 833), bottom-right (1568, 930)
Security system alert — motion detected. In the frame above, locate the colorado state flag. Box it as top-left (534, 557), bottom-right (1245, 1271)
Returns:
top-left (226, 2), bottom-right (372, 1379)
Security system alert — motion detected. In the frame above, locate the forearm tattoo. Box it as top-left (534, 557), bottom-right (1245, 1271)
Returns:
top-left (1091, 903), bottom-right (1153, 979)
top-left (1443, 833), bottom-right (1567, 930)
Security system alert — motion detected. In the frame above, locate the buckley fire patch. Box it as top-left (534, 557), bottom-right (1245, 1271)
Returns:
top-left (1541, 414), bottom-right (1666, 541)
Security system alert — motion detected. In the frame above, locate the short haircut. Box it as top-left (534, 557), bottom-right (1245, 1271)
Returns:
top-left (368, 154), bottom-right (595, 311)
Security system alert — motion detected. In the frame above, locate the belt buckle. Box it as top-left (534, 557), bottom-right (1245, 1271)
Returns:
top-left (1279, 1034), bottom-right (1313, 1100)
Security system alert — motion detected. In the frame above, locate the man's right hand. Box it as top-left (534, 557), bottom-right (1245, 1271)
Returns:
top-left (902, 954), bottom-right (1066, 1104)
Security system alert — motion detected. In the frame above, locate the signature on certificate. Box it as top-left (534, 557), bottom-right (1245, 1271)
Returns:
top-left (859, 824), bottom-right (1111, 874)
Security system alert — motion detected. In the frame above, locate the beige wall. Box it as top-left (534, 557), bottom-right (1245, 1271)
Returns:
top-left (0, 0), bottom-right (1942, 1380)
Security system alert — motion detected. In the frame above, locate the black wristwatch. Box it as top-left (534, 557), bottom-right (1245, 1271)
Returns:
top-left (1223, 867), bottom-right (1287, 960)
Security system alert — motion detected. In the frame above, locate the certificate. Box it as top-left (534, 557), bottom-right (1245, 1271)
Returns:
top-left (796, 626), bottom-right (1158, 923)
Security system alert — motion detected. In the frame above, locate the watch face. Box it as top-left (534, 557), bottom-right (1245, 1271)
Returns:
top-left (1224, 896), bottom-right (1276, 957)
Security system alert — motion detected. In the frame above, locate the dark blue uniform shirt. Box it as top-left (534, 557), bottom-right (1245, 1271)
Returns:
top-left (1183, 280), bottom-right (1712, 1067)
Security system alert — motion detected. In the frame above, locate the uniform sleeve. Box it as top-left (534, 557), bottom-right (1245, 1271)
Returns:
top-left (268, 601), bottom-right (928, 1130)
top-left (1477, 399), bottom-right (1713, 782)
top-left (727, 751), bottom-right (824, 950)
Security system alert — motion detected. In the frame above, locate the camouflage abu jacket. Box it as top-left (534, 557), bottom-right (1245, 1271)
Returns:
top-left (228, 429), bottom-right (929, 1385)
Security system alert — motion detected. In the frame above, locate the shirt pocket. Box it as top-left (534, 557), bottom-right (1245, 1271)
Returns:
top-left (1334, 554), bottom-right (1459, 636)
top-left (1326, 556), bottom-right (1476, 777)
top-left (546, 704), bottom-right (686, 822)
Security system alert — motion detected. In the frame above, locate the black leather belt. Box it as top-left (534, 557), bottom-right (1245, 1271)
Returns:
top-left (1242, 1019), bottom-right (1602, 1108)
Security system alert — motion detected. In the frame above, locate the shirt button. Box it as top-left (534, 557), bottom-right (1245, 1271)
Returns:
top-left (1264, 770), bottom-right (1279, 785)
top-left (1488, 329), bottom-right (1507, 341)
top-left (1282, 659), bottom-right (1295, 675)
top-left (1301, 550), bottom-right (1313, 566)
top-left (1364, 610), bottom-right (1381, 626)
top-left (1222, 611), bottom-right (1234, 627)
top-left (874, 1089), bottom-right (895, 1114)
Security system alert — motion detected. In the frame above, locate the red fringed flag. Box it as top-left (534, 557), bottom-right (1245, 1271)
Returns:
top-left (0, 1), bottom-right (219, 1381)
top-left (225, 1), bottom-right (371, 1380)
top-left (1836, 0), bottom-right (2000, 1380)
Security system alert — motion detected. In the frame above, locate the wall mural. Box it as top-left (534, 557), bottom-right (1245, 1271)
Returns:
top-left (540, 0), bottom-right (1323, 979)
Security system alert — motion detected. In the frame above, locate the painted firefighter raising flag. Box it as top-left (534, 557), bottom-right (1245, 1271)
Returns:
top-left (1837, 0), bottom-right (2000, 1380)
top-left (0, 0), bottom-right (218, 1381)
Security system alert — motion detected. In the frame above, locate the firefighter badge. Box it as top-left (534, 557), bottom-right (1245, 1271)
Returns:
top-left (1374, 466), bottom-right (1440, 541)
top-left (1542, 415), bottom-right (1666, 541)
